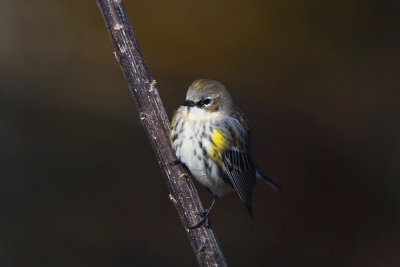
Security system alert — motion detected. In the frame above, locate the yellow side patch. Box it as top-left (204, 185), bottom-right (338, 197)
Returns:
top-left (211, 130), bottom-right (228, 162)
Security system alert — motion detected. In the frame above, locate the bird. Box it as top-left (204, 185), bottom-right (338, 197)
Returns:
top-left (170, 79), bottom-right (281, 228)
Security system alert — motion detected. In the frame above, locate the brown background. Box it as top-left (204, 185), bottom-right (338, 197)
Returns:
top-left (1, 0), bottom-right (399, 266)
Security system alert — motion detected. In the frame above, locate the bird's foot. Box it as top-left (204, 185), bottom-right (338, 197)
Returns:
top-left (197, 210), bottom-right (209, 218)
top-left (189, 213), bottom-right (212, 229)
top-left (188, 196), bottom-right (217, 229)
top-left (169, 158), bottom-right (181, 166)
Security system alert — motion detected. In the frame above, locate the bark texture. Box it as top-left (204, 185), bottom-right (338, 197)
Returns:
top-left (96, 1), bottom-right (227, 266)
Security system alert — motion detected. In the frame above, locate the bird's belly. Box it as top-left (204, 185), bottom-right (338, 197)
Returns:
top-left (172, 123), bottom-right (231, 197)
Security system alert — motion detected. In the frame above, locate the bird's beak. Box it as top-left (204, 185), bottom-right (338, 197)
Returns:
top-left (181, 100), bottom-right (196, 107)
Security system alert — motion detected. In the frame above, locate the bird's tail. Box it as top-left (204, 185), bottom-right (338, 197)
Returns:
top-left (255, 167), bottom-right (282, 193)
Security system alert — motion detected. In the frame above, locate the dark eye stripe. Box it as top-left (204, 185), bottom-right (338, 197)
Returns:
top-left (196, 98), bottom-right (212, 108)
top-left (203, 98), bottom-right (211, 105)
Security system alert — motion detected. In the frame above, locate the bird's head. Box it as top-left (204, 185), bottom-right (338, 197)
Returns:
top-left (181, 79), bottom-right (234, 119)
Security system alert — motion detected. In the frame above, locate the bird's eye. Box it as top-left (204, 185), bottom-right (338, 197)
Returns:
top-left (203, 98), bottom-right (212, 105)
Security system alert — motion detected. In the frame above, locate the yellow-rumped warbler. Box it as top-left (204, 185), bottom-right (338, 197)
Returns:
top-left (170, 79), bottom-right (281, 228)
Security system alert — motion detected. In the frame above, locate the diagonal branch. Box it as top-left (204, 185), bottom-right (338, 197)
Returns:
top-left (96, 1), bottom-right (227, 266)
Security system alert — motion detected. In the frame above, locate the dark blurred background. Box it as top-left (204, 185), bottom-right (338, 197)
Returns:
top-left (1, 0), bottom-right (399, 266)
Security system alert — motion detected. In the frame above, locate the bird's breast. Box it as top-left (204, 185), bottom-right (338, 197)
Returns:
top-left (171, 116), bottom-right (231, 196)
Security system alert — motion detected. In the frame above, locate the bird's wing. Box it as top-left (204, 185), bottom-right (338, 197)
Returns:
top-left (220, 113), bottom-right (256, 214)
top-left (221, 148), bottom-right (256, 215)
top-left (212, 113), bottom-right (256, 214)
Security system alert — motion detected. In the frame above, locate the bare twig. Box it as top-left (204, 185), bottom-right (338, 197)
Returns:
top-left (96, 1), bottom-right (227, 266)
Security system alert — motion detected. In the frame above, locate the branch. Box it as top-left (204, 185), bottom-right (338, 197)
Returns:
top-left (96, 1), bottom-right (227, 266)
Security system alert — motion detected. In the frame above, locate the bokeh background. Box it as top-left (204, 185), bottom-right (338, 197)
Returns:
top-left (1, 0), bottom-right (399, 266)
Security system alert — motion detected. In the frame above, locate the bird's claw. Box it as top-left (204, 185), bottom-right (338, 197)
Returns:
top-left (189, 208), bottom-right (212, 229)
top-left (188, 196), bottom-right (217, 229)
top-left (169, 159), bottom-right (180, 166)
top-left (189, 216), bottom-right (212, 229)
top-left (197, 209), bottom-right (209, 217)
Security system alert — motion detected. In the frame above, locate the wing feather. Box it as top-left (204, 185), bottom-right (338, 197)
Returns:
top-left (222, 149), bottom-right (256, 214)
top-left (215, 112), bottom-right (256, 214)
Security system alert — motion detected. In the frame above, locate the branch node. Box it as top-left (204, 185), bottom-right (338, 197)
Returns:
top-left (113, 51), bottom-right (119, 61)
top-left (113, 23), bottom-right (123, 30)
top-left (169, 194), bottom-right (177, 204)
top-left (140, 112), bottom-right (147, 121)
top-left (149, 79), bottom-right (157, 92)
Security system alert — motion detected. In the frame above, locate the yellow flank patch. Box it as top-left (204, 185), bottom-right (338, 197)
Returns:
top-left (211, 130), bottom-right (228, 162)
